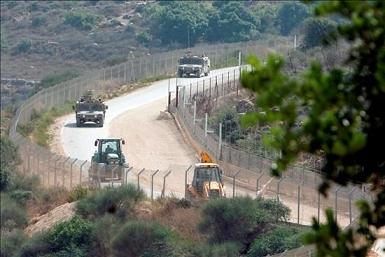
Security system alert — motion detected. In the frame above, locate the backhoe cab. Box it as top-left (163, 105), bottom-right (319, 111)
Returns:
top-left (186, 152), bottom-right (226, 203)
top-left (89, 138), bottom-right (127, 187)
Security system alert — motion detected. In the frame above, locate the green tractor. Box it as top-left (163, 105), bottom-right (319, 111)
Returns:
top-left (89, 138), bottom-right (128, 187)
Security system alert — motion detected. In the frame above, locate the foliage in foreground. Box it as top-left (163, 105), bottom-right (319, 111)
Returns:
top-left (241, 1), bottom-right (385, 256)
top-left (76, 184), bottom-right (145, 220)
top-left (199, 197), bottom-right (290, 244)
top-left (18, 216), bottom-right (93, 257)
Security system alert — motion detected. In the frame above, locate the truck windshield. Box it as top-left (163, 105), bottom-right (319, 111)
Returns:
top-left (77, 103), bottom-right (103, 111)
top-left (180, 57), bottom-right (203, 65)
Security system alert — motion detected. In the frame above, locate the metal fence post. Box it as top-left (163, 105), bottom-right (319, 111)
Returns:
top-left (184, 165), bottom-right (193, 198)
top-left (297, 184), bottom-right (301, 224)
top-left (62, 157), bottom-right (71, 187)
top-left (193, 101), bottom-right (197, 133)
top-left (348, 187), bottom-right (356, 224)
top-left (27, 147), bottom-right (31, 175)
top-left (161, 171), bottom-right (172, 198)
top-left (137, 168), bottom-right (145, 190)
top-left (125, 167), bottom-right (133, 185)
top-left (111, 166), bottom-right (115, 187)
top-left (217, 122), bottom-right (222, 161)
top-left (256, 173), bottom-right (264, 196)
top-left (79, 160), bottom-right (87, 185)
top-left (54, 156), bottom-right (62, 187)
top-left (70, 158), bottom-right (78, 188)
top-left (204, 113), bottom-right (208, 137)
top-left (276, 178), bottom-right (283, 201)
top-left (151, 169), bottom-right (160, 200)
top-left (232, 170), bottom-right (241, 198)
top-left (318, 191), bottom-right (321, 222)
top-left (335, 187), bottom-right (341, 221)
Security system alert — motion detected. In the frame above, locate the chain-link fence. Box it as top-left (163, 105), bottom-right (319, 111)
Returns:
top-left (173, 66), bottom-right (371, 229)
top-left (7, 37), bottom-right (371, 257)
top-left (9, 39), bottom-right (293, 193)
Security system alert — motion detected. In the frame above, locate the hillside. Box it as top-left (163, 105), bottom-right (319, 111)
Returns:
top-left (1, 1), bottom-right (320, 107)
top-left (0, 1), bottom-right (151, 80)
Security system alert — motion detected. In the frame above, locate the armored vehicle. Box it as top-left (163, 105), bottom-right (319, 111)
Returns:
top-left (73, 92), bottom-right (107, 127)
top-left (89, 138), bottom-right (128, 187)
top-left (177, 54), bottom-right (210, 78)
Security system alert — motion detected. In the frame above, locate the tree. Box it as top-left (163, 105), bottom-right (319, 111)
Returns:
top-left (302, 17), bottom-right (336, 49)
top-left (277, 1), bottom-right (309, 35)
top-left (241, 1), bottom-right (385, 256)
top-left (207, 1), bottom-right (260, 43)
top-left (151, 2), bottom-right (210, 47)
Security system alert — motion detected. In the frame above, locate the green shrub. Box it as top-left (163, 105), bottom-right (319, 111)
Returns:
top-left (0, 229), bottom-right (26, 257)
top-left (111, 220), bottom-right (178, 257)
top-left (68, 185), bottom-right (89, 202)
top-left (89, 215), bottom-right (120, 256)
top-left (76, 184), bottom-right (145, 219)
top-left (64, 11), bottom-right (100, 30)
top-left (18, 217), bottom-right (94, 257)
top-left (199, 197), bottom-right (290, 244)
top-left (9, 189), bottom-right (32, 205)
top-left (103, 55), bottom-right (127, 66)
top-left (136, 31), bottom-right (152, 44)
top-left (46, 216), bottom-right (93, 252)
top-left (0, 193), bottom-right (28, 230)
top-left (0, 136), bottom-right (20, 173)
top-left (28, 2), bottom-right (39, 12)
top-left (34, 187), bottom-right (68, 206)
top-left (255, 198), bottom-right (290, 222)
top-left (0, 167), bottom-right (11, 191)
top-left (13, 39), bottom-right (32, 54)
top-left (186, 242), bottom-right (241, 257)
top-left (12, 174), bottom-right (40, 191)
top-left (31, 16), bottom-right (46, 27)
top-left (40, 70), bottom-right (80, 89)
top-left (199, 197), bottom-right (268, 243)
top-left (247, 225), bottom-right (305, 256)
top-left (18, 233), bottom-right (50, 257)
top-left (209, 107), bottom-right (243, 144)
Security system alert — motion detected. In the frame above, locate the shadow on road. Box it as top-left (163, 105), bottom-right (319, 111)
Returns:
top-left (65, 122), bottom-right (101, 128)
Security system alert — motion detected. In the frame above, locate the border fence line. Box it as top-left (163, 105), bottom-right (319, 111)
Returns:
top-left (8, 38), bottom-right (370, 257)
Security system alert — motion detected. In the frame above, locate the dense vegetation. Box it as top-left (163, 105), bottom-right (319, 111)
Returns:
top-left (0, 135), bottom-right (306, 257)
top-left (0, 136), bottom-right (69, 257)
top-left (145, 1), bottom-right (313, 46)
top-left (16, 190), bottom-right (305, 257)
top-left (241, 0), bottom-right (385, 256)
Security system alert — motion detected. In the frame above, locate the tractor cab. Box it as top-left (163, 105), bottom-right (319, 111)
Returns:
top-left (192, 163), bottom-right (224, 198)
top-left (89, 138), bottom-right (127, 186)
top-left (92, 138), bottom-right (125, 165)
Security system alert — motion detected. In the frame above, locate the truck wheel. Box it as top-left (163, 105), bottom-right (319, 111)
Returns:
top-left (98, 119), bottom-right (104, 127)
top-left (76, 119), bottom-right (81, 127)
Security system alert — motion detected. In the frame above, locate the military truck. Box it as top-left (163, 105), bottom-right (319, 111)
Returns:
top-left (72, 92), bottom-right (108, 127)
top-left (89, 138), bottom-right (128, 187)
top-left (177, 53), bottom-right (210, 78)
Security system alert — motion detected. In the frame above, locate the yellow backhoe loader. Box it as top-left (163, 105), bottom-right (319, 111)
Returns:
top-left (186, 152), bottom-right (226, 203)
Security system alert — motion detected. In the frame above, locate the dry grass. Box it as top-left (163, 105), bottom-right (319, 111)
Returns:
top-left (135, 199), bottom-right (207, 242)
